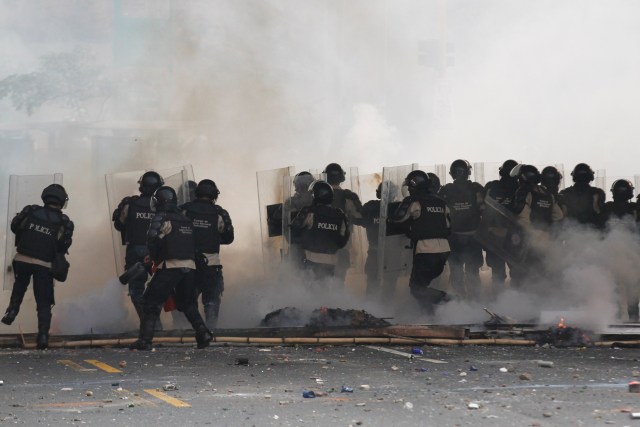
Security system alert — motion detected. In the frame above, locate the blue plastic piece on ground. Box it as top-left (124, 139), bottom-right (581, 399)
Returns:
top-left (303, 390), bottom-right (316, 398)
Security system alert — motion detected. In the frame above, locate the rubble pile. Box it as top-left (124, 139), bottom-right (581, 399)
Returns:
top-left (260, 307), bottom-right (391, 329)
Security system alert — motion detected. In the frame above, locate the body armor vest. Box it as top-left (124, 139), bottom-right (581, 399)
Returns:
top-left (410, 195), bottom-right (449, 241)
top-left (440, 181), bottom-right (482, 232)
top-left (303, 205), bottom-right (344, 255)
top-left (16, 206), bottom-right (64, 262)
top-left (183, 201), bottom-right (221, 254)
top-left (529, 190), bottom-right (554, 229)
top-left (157, 212), bottom-right (195, 263)
top-left (126, 196), bottom-right (154, 245)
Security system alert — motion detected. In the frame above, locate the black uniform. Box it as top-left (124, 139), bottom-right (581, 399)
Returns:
top-left (483, 176), bottom-right (518, 291)
top-left (291, 204), bottom-right (350, 281)
top-left (329, 187), bottom-right (362, 283)
top-left (361, 199), bottom-right (381, 294)
top-left (390, 192), bottom-right (450, 312)
top-left (284, 190), bottom-right (314, 269)
top-left (558, 183), bottom-right (606, 229)
top-left (181, 199), bottom-right (234, 329)
top-left (112, 195), bottom-right (157, 325)
top-left (439, 180), bottom-right (484, 299)
top-left (3, 204), bottom-right (73, 348)
top-left (131, 209), bottom-right (211, 350)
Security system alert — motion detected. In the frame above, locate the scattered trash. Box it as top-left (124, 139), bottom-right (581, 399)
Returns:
top-left (279, 401), bottom-right (290, 405)
top-left (356, 402), bottom-right (366, 407)
top-left (235, 358), bottom-right (249, 366)
top-left (629, 381), bottom-right (640, 393)
top-left (128, 403), bottom-right (134, 408)
top-left (543, 412), bottom-right (552, 418)
top-left (391, 365), bottom-right (399, 371)
top-left (468, 402), bottom-right (480, 410)
top-left (404, 402), bottom-right (414, 410)
top-left (341, 386), bottom-right (354, 393)
top-left (118, 361), bottom-right (127, 368)
top-left (633, 371), bottom-right (640, 377)
top-left (162, 384), bottom-right (178, 391)
top-left (259, 349), bottom-right (272, 352)
top-left (359, 385), bottom-right (370, 390)
top-left (519, 373), bottom-right (533, 381)
top-left (630, 412), bottom-right (640, 419)
top-left (459, 372), bottom-right (467, 377)
top-left (315, 378), bottom-right (324, 385)
top-left (499, 367), bottom-right (508, 373)
top-left (411, 348), bottom-right (424, 355)
top-left (85, 390), bottom-right (93, 397)
top-left (538, 360), bottom-right (554, 368)
top-left (61, 388), bottom-right (73, 391)
top-left (273, 415), bottom-right (279, 420)
top-left (0, 380), bottom-right (3, 386)
top-left (302, 391), bottom-right (316, 398)
top-left (469, 366), bottom-right (478, 371)
top-left (111, 383), bottom-right (119, 387)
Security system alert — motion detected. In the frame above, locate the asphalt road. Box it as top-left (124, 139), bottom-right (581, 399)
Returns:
top-left (1, 344), bottom-right (639, 426)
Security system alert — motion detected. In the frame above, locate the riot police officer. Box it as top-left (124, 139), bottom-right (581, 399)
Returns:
top-left (323, 163), bottom-right (363, 283)
top-left (510, 165), bottom-right (564, 287)
top-left (558, 163), bottom-right (606, 229)
top-left (130, 186), bottom-right (212, 350)
top-left (112, 171), bottom-right (163, 328)
top-left (389, 170), bottom-right (451, 313)
top-left (361, 183), bottom-right (383, 295)
top-left (438, 160), bottom-right (485, 299)
top-left (1, 184), bottom-right (74, 349)
top-left (482, 159), bottom-right (518, 294)
top-left (284, 172), bottom-right (315, 269)
top-left (290, 180), bottom-right (350, 281)
top-left (541, 166), bottom-right (563, 197)
top-left (180, 179), bottom-right (234, 329)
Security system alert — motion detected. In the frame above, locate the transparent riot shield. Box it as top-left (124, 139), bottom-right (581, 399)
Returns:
top-left (377, 164), bottom-right (419, 288)
top-left (473, 162), bottom-right (486, 186)
top-left (475, 196), bottom-right (528, 268)
top-left (105, 165), bottom-right (194, 276)
top-left (348, 167), bottom-right (366, 274)
top-left (3, 173), bottom-right (63, 290)
top-left (422, 163), bottom-right (448, 189)
top-left (257, 166), bottom-right (295, 275)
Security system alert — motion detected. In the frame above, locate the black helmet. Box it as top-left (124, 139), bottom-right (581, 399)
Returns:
top-left (571, 163), bottom-right (595, 184)
top-left (611, 179), bottom-right (634, 201)
top-left (427, 172), bottom-right (441, 193)
top-left (499, 159), bottom-right (518, 178)
top-left (195, 179), bottom-right (220, 200)
top-left (541, 166), bottom-right (562, 189)
top-left (517, 165), bottom-right (541, 185)
top-left (310, 180), bottom-right (334, 205)
top-left (449, 159), bottom-right (471, 181)
top-left (41, 184), bottom-right (68, 208)
top-left (293, 172), bottom-right (314, 193)
top-left (151, 186), bottom-right (178, 212)
top-left (138, 171), bottom-right (164, 196)
top-left (375, 183), bottom-right (382, 200)
top-left (323, 163), bottom-right (346, 185)
top-left (404, 170), bottom-right (431, 195)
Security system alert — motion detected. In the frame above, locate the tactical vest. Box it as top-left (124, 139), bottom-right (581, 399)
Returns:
top-left (303, 205), bottom-right (344, 255)
top-left (484, 179), bottom-right (517, 208)
top-left (361, 200), bottom-right (381, 246)
top-left (440, 181), bottom-right (482, 232)
top-left (529, 190), bottom-right (554, 229)
top-left (410, 195), bottom-right (449, 240)
top-left (331, 189), bottom-right (348, 212)
top-left (126, 196), bottom-right (155, 245)
top-left (157, 212), bottom-right (195, 263)
top-left (16, 206), bottom-right (64, 262)
top-left (182, 200), bottom-right (221, 254)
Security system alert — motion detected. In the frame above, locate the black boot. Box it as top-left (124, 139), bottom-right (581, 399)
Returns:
top-left (130, 315), bottom-right (156, 351)
top-left (1, 306), bottom-right (19, 325)
top-left (36, 316), bottom-right (51, 350)
top-left (196, 328), bottom-right (213, 349)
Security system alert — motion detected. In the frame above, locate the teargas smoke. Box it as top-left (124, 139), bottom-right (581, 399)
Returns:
top-left (1, 1), bottom-right (640, 333)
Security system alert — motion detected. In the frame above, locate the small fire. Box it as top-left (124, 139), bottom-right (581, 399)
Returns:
top-left (558, 317), bottom-right (566, 328)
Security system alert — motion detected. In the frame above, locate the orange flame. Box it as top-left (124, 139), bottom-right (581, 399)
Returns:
top-left (558, 317), bottom-right (566, 328)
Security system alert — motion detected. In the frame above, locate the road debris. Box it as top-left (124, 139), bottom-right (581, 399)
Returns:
top-left (537, 360), bottom-right (554, 368)
top-left (629, 381), bottom-right (640, 393)
top-left (468, 402), bottom-right (480, 409)
top-left (519, 373), bottom-right (533, 380)
top-left (162, 383), bottom-right (178, 391)
top-left (302, 391), bottom-right (316, 398)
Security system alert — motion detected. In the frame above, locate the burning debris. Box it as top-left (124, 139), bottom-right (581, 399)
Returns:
top-left (260, 307), bottom-right (391, 329)
top-left (536, 318), bottom-right (594, 347)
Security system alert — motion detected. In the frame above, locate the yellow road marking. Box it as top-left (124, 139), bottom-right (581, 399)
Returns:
top-left (116, 388), bottom-right (157, 407)
top-left (57, 360), bottom-right (96, 372)
top-left (144, 388), bottom-right (191, 408)
top-left (34, 401), bottom-right (104, 409)
top-left (84, 359), bottom-right (122, 373)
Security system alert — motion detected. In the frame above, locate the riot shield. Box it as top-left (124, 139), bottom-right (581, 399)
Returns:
top-left (474, 196), bottom-right (528, 268)
top-left (376, 164), bottom-right (419, 288)
top-left (3, 173), bottom-right (63, 290)
top-left (347, 167), bottom-right (366, 274)
top-left (257, 166), bottom-right (295, 275)
top-left (105, 165), bottom-right (194, 276)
